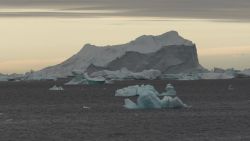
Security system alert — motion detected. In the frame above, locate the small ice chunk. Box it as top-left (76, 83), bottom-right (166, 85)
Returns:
top-left (49, 85), bottom-right (64, 91)
top-left (83, 106), bottom-right (90, 110)
top-left (124, 99), bottom-right (139, 109)
top-left (160, 84), bottom-right (176, 97)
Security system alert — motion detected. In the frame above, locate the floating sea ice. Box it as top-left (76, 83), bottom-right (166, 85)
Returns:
top-left (0, 75), bottom-right (9, 81)
top-left (124, 99), bottom-right (139, 109)
top-left (116, 85), bottom-right (140, 97)
top-left (137, 92), bottom-right (162, 109)
top-left (49, 85), bottom-right (64, 91)
top-left (123, 85), bottom-right (162, 109)
top-left (115, 84), bottom-right (159, 97)
top-left (139, 85), bottom-right (159, 96)
top-left (82, 106), bottom-right (91, 110)
top-left (65, 75), bottom-right (88, 85)
top-left (161, 96), bottom-right (188, 108)
top-left (65, 73), bottom-right (105, 85)
top-left (122, 84), bottom-right (188, 109)
top-left (124, 91), bottom-right (162, 109)
top-left (159, 83), bottom-right (176, 97)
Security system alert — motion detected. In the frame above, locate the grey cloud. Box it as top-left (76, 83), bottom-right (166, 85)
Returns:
top-left (0, 12), bottom-right (111, 18)
top-left (0, 0), bottom-right (250, 21)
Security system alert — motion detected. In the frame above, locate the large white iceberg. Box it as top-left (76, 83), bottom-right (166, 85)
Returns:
top-left (29, 31), bottom-right (195, 78)
top-left (120, 84), bottom-right (188, 109)
top-left (91, 68), bottom-right (161, 80)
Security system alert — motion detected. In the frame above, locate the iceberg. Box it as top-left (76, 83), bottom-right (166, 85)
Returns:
top-left (237, 69), bottom-right (250, 78)
top-left (197, 68), bottom-right (237, 80)
top-left (136, 92), bottom-right (162, 109)
top-left (124, 99), bottom-right (139, 109)
top-left (29, 31), bottom-right (201, 79)
top-left (91, 68), bottom-right (161, 80)
top-left (161, 73), bottom-right (201, 80)
top-left (122, 84), bottom-right (188, 109)
top-left (161, 68), bottom-right (240, 80)
top-left (123, 86), bottom-right (162, 109)
top-left (198, 72), bottom-right (235, 80)
top-left (65, 76), bottom-right (88, 85)
top-left (49, 85), bottom-right (64, 91)
top-left (82, 106), bottom-right (91, 110)
top-left (84, 73), bottom-right (106, 85)
top-left (0, 74), bottom-right (9, 81)
top-left (159, 84), bottom-right (177, 96)
top-left (0, 73), bottom-right (25, 82)
top-left (24, 70), bottom-right (57, 81)
top-left (115, 84), bottom-right (159, 97)
top-left (161, 96), bottom-right (187, 108)
top-left (65, 73), bottom-right (106, 85)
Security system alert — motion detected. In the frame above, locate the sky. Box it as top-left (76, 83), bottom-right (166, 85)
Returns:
top-left (0, 0), bottom-right (250, 74)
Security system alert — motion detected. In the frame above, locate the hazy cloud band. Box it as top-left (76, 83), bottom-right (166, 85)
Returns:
top-left (0, 0), bottom-right (250, 21)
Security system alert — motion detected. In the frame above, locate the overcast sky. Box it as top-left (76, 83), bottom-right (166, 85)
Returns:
top-left (0, 0), bottom-right (250, 73)
top-left (0, 0), bottom-right (250, 21)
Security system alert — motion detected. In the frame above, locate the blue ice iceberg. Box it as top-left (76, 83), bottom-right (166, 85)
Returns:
top-left (122, 84), bottom-right (188, 109)
top-left (159, 84), bottom-right (176, 96)
top-left (161, 96), bottom-right (187, 108)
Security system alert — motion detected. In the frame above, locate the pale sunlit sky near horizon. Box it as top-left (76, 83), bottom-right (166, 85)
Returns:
top-left (0, 0), bottom-right (250, 74)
